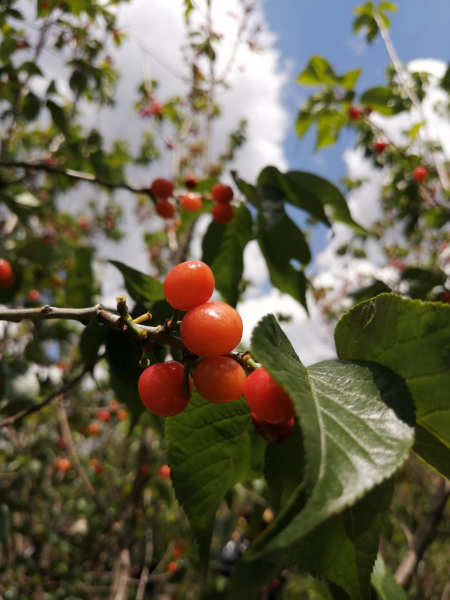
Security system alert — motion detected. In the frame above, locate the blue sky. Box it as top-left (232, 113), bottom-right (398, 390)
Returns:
top-left (261, 0), bottom-right (450, 256)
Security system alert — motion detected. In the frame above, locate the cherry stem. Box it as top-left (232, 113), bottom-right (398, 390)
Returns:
top-left (133, 311), bottom-right (152, 325)
top-left (166, 308), bottom-right (180, 332)
top-left (182, 362), bottom-right (192, 400)
top-left (116, 296), bottom-right (147, 341)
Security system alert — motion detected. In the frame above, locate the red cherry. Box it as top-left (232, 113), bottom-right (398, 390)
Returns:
top-left (363, 106), bottom-right (373, 116)
top-left (149, 102), bottom-right (163, 117)
top-left (181, 193), bottom-right (202, 212)
top-left (211, 183), bottom-right (233, 204)
top-left (155, 200), bottom-right (175, 219)
top-left (0, 259), bottom-right (14, 288)
top-left (181, 301), bottom-right (243, 357)
top-left (193, 356), bottom-right (246, 403)
top-left (413, 166), bottom-right (429, 183)
top-left (164, 260), bottom-right (215, 311)
top-left (151, 178), bottom-right (175, 198)
top-left (348, 106), bottom-right (362, 121)
top-left (116, 408), bottom-right (127, 420)
top-left (373, 139), bottom-right (388, 154)
top-left (138, 361), bottom-right (191, 417)
top-left (172, 547), bottom-right (183, 559)
top-left (245, 368), bottom-right (295, 424)
top-left (167, 561), bottom-right (178, 573)
top-left (251, 412), bottom-right (294, 444)
top-left (78, 217), bottom-right (89, 231)
top-left (441, 291), bottom-right (450, 304)
top-left (96, 409), bottom-right (111, 422)
top-left (89, 459), bottom-right (104, 474)
top-left (184, 174), bottom-right (198, 189)
top-left (27, 290), bottom-right (40, 303)
top-left (211, 203), bottom-right (233, 224)
top-left (57, 437), bottom-right (66, 449)
top-left (158, 464), bottom-right (171, 479)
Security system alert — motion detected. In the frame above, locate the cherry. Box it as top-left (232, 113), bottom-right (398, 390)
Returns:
top-left (245, 368), bottom-right (295, 423)
top-left (139, 464), bottom-right (150, 475)
top-left (88, 422), bottom-right (100, 436)
top-left (193, 356), bottom-right (246, 403)
top-left (158, 464), bottom-right (171, 479)
top-left (0, 259), bottom-right (14, 288)
top-left (96, 409), bottom-right (111, 422)
top-left (184, 174), bottom-right (198, 189)
top-left (151, 178), bottom-right (175, 198)
top-left (27, 290), bottom-right (40, 303)
top-left (441, 291), bottom-right (450, 304)
top-left (167, 561), bottom-right (178, 573)
top-left (149, 102), bottom-right (163, 117)
top-left (89, 459), bottom-right (104, 475)
top-left (78, 217), bottom-right (89, 231)
top-left (363, 106), bottom-right (373, 116)
top-left (348, 106), bottom-right (362, 121)
top-left (57, 437), bottom-right (66, 449)
top-left (181, 193), bottom-right (202, 212)
top-left (116, 408), bottom-right (127, 420)
top-left (251, 412), bottom-right (294, 444)
top-left (181, 301), bottom-right (243, 357)
top-left (211, 203), bottom-right (233, 224)
top-left (211, 183), bottom-right (233, 204)
top-left (164, 260), bottom-right (215, 311)
top-left (373, 139), bottom-right (388, 154)
top-left (413, 166), bottom-right (429, 183)
top-left (55, 457), bottom-right (71, 472)
top-left (138, 361), bottom-right (192, 417)
top-left (155, 199), bottom-right (175, 219)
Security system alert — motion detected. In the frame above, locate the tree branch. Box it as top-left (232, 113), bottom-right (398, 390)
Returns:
top-left (0, 304), bottom-right (185, 351)
top-left (0, 161), bottom-right (154, 197)
top-left (395, 478), bottom-right (450, 589)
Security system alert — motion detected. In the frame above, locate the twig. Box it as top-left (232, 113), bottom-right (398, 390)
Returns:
top-left (0, 304), bottom-right (185, 351)
top-left (57, 398), bottom-right (109, 517)
top-left (174, 218), bottom-right (197, 265)
top-left (135, 529), bottom-right (153, 600)
top-left (0, 161), bottom-right (154, 197)
top-left (395, 478), bottom-right (450, 589)
top-left (0, 357), bottom-right (101, 428)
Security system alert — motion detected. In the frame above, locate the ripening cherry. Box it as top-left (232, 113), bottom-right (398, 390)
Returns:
top-left (211, 183), bottom-right (233, 204)
top-left (27, 290), bottom-right (40, 303)
top-left (88, 422), bottom-right (100, 436)
top-left (158, 464), bottom-right (171, 479)
top-left (55, 457), bottom-right (71, 472)
top-left (155, 199), bottom-right (175, 219)
top-left (413, 166), bottom-right (429, 183)
top-left (0, 259), bottom-right (14, 288)
top-left (89, 459), bottom-right (104, 475)
top-left (116, 408), bottom-right (127, 420)
top-left (348, 106), bottom-right (362, 121)
top-left (211, 203), bottom-right (233, 224)
top-left (181, 301), bottom-right (243, 357)
top-left (164, 260), bottom-right (215, 311)
top-left (138, 361), bottom-right (192, 417)
top-left (251, 412), bottom-right (294, 444)
top-left (96, 409), bottom-right (111, 422)
top-left (245, 368), bottom-right (295, 423)
top-left (193, 356), bottom-right (246, 403)
top-left (373, 139), bottom-right (388, 154)
top-left (151, 178), bottom-right (175, 198)
top-left (57, 437), bottom-right (67, 449)
top-left (181, 193), bottom-right (202, 212)
top-left (167, 561), bottom-right (178, 573)
top-left (184, 174), bottom-right (198, 189)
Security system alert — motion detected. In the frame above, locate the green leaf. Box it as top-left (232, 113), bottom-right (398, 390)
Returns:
top-left (334, 294), bottom-right (450, 451)
top-left (231, 171), bottom-right (260, 210)
top-left (378, 2), bottom-right (397, 12)
top-left (0, 504), bottom-right (11, 556)
top-left (316, 112), bottom-right (346, 149)
top-left (350, 280), bottom-right (392, 304)
top-left (297, 56), bottom-right (339, 87)
top-left (413, 424), bottom-right (450, 480)
top-left (360, 87), bottom-right (406, 116)
top-left (400, 267), bottom-right (445, 299)
top-left (289, 479), bottom-right (394, 600)
top-left (109, 260), bottom-right (164, 304)
top-left (258, 214), bottom-right (309, 310)
top-left (165, 392), bottom-right (265, 570)
top-left (201, 205), bottom-right (253, 307)
top-left (184, 0), bottom-right (194, 20)
top-left (371, 555), bottom-right (407, 600)
top-left (22, 92), bottom-right (41, 121)
top-left (79, 321), bottom-right (106, 366)
top-left (296, 110), bottom-right (314, 138)
top-left (19, 61), bottom-right (43, 77)
top-left (69, 70), bottom-right (88, 96)
top-left (46, 99), bottom-right (68, 132)
top-left (405, 121), bottom-right (424, 141)
top-left (235, 315), bottom-right (414, 598)
top-left (66, 247), bottom-right (94, 308)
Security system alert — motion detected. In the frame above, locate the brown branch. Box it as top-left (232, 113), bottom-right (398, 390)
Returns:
top-left (0, 304), bottom-right (185, 351)
top-left (0, 356), bottom-right (101, 428)
top-left (395, 478), bottom-right (450, 589)
top-left (0, 161), bottom-right (154, 197)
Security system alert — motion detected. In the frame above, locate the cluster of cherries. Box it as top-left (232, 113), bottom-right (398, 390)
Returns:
top-left (348, 106), bottom-right (430, 182)
top-left (150, 177), bottom-right (235, 225)
top-left (137, 260), bottom-right (295, 444)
